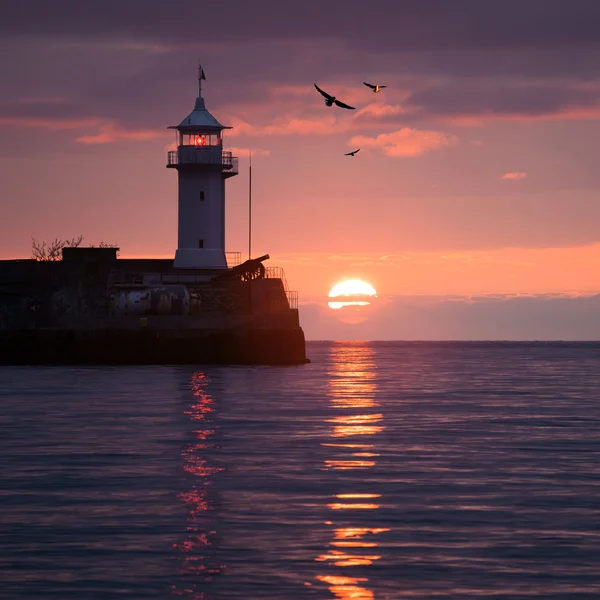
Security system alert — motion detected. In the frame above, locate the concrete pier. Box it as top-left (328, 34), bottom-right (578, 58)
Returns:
top-left (0, 249), bottom-right (308, 366)
top-left (0, 327), bottom-right (308, 365)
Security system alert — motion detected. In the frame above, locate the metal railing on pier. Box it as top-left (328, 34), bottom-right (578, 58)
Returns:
top-left (286, 290), bottom-right (298, 310)
top-left (265, 266), bottom-right (287, 290)
top-left (225, 252), bottom-right (241, 267)
top-left (265, 266), bottom-right (298, 310)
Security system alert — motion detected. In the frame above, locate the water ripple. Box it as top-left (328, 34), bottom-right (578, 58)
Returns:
top-left (1, 342), bottom-right (599, 598)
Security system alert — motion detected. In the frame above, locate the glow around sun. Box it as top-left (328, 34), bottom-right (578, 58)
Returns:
top-left (328, 279), bottom-right (377, 310)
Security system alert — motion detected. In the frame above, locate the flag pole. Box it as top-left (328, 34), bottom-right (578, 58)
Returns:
top-left (248, 150), bottom-right (252, 261)
top-left (247, 150), bottom-right (253, 314)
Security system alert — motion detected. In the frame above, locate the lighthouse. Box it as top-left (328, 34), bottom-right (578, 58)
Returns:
top-left (167, 67), bottom-right (238, 269)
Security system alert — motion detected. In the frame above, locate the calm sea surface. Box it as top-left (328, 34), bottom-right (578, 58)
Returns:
top-left (1, 342), bottom-right (600, 599)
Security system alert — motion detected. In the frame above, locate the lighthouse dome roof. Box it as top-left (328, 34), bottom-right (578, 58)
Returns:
top-left (169, 97), bottom-right (232, 131)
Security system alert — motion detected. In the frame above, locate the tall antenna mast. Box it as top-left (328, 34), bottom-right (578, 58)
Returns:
top-left (248, 151), bottom-right (252, 260)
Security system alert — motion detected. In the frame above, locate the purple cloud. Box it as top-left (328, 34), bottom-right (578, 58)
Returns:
top-left (301, 294), bottom-right (600, 340)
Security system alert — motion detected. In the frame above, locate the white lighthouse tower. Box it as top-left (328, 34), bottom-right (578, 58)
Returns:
top-left (167, 67), bottom-right (238, 269)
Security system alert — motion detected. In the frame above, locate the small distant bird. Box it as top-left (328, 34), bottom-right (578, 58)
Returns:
top-left (345, 149), bottom-right (360, 156)
top-left (363, 82), bottom-right (387, 93)
top-left (314, 83), bottom-right (355, 109)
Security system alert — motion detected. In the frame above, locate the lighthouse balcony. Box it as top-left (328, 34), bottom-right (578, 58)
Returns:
top-left (167, 148), bottom-right (239, 176)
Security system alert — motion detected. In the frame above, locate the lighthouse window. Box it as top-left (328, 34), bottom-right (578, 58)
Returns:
top-left (198, 239), bottom-right (204, 248)
top-left (199, 191), bottom-right (205, 200)
top-left (181, 133), bottom-right (222, 146)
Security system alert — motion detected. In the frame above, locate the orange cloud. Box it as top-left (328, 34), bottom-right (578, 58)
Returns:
top-left (223, 89), bottom-right (410, 138)
top-left (355, 104), bottom-right (406, 119)
top-left (75, 124), bottom-right (165, 144)
top-left (271, 242), bottom-right (600, 298)
top-left (349, 127), bottom-right (457, 157)
top-left (502, 172), bottom-right (527, 181)
top-left (0, 115), bottom-right (166, 144)
top-left (228, 146), bottom-right (270, 157)
top-left (227, 115), bottom-right (351, 137)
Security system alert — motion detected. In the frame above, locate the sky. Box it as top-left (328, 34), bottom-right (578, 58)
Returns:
top-left (2, 0), bottom-right (600, 339)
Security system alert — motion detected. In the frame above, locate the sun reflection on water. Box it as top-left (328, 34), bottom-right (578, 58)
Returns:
top-left (316, 575), bottom-right (375, 600)
top-left (314, 343), bottom-right (388, 599)
top-left (172, 372), bottom-right (223, 598)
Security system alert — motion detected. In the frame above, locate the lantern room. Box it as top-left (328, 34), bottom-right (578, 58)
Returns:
top-left (178, 132), bottom-right (221, 147)
top-left (167, 96), bottom-right (235, 169)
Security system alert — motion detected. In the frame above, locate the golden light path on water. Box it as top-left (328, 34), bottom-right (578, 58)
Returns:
top-left (173, 371), bottom-right (222, 597)
top-left (310, 343), bottom-right (389, 599)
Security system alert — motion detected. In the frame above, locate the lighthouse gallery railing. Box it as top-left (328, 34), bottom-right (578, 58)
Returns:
top-left (167, 149), bottom-right (238, 173)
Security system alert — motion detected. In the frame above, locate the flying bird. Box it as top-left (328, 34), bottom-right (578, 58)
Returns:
top-left (314, 83), bottom-right (355, 109)
top-left (344, 149), bottom-right (360, 156)
top-left (363, 82), bottom-right (387, 93)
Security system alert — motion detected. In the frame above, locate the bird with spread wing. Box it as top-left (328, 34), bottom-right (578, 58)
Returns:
top-left (344, 149), bottom-right (360, 156)
top-left (363, 82), bottom-right (387, 93)
top-left (314, 84), bottom-right (356, 109)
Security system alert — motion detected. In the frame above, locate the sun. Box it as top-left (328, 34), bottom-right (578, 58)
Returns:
top-left (329, 280), bottom-right (377, 298)
top-left (328, 279), bottom-right (377, 310)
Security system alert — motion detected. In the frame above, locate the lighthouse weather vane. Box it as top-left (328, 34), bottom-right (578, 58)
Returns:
top-left (198, 62), bottom-right (206, 97)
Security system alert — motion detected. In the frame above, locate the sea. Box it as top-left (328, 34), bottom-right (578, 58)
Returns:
top-left (1, 341), bottom-right (599, 599)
